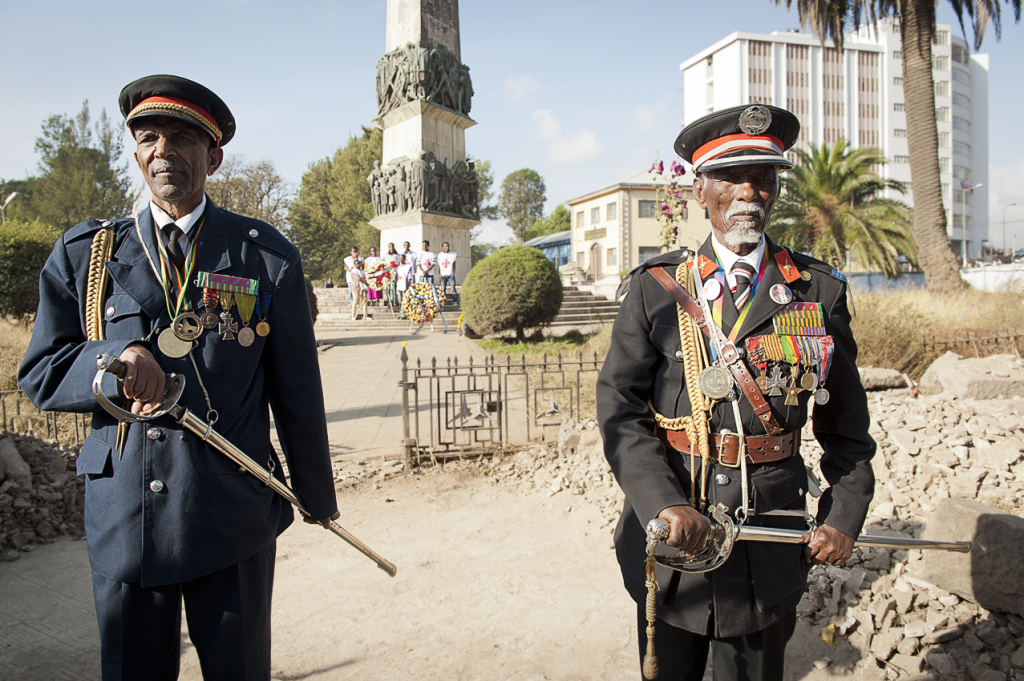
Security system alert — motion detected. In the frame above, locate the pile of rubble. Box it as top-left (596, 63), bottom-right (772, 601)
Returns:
top-left (478, 374), bottom-right (1024, 679)
top-left (0, 434), bottom-right (84, 561)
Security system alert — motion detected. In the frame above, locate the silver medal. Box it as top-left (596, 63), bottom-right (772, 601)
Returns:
top-left (814, 388), bottom-right (830, 405)
top-left (698, 366), bottom-right (734, 400)
top-left (237, 326), bottom-right (255, 347)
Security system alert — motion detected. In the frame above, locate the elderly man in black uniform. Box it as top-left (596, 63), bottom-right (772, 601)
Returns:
top-left (597, 104), bottom-right (875, 681)
top-left (19, 75), bottom-right (339, 680)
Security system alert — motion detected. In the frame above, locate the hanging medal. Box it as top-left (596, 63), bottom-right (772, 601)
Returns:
top-left (255, 291), bottom-right (271, 337)
top-left (153, 217), bottom-right (206, 358)
top-left (235, 290), bottom-right (257, 347)
top-left (200, 288), bottom-right (220, 330)
top-left (814, 336), bottom-right (835, 405)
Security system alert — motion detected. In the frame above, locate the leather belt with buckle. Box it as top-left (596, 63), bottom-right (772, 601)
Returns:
top-left (657, 428), bottom-right (800, 467)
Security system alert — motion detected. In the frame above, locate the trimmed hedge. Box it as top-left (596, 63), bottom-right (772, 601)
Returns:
top-left (0, 220), bottom-right (62, 318)
top-left (461, 245), bottom-right (562, 340)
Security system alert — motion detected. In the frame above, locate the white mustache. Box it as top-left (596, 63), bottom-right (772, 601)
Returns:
top-left (726, 202), bottom-right (765, 220)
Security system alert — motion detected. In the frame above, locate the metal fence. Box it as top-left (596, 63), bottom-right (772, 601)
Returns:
top-left (1, 389), bottom-right (90, 447)
top-left (399, 347), bottom-right (604, 465)
top-left (921, 329), bottom-right (1022, 358)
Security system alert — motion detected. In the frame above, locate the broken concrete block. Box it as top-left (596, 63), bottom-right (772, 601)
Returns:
top-left (859, 367), bottom-right (907, 390)
top-left (916, 498), bottom-right (1024, 619)
top-left (0, 437), bottom-right (31, 487)
top-left (920, 353), bottom-right (1024, 400)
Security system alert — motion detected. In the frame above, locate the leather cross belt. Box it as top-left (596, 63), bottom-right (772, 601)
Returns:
top-left (657, 427), bottom-right (799, 466)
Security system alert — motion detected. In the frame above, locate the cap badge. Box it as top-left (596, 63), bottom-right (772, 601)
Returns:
top-left (739, 105), bottom-right (772, 135)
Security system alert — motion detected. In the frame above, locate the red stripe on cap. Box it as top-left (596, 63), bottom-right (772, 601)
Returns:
top-left (692, 133), bottom-right (784, 168)
top-left (129, 95), bottom-right (220, 136)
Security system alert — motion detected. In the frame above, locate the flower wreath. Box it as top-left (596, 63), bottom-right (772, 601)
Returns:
top-left (365, 262), bottom-right (394, 291)
top-left (401, 281), bottom-right (446, 323)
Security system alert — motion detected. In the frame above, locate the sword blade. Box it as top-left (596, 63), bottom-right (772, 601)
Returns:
top-left (736, 525), bottom-right (971, 553)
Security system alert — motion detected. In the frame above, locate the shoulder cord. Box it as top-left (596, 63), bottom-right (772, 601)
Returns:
top-left (651, 258), bottom-right (714, 511)
top-left (85, 227), bottom-right (115, 342)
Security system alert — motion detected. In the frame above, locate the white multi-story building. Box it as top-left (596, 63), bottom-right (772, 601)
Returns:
top-left (680, 21), bottom-right (989, 259)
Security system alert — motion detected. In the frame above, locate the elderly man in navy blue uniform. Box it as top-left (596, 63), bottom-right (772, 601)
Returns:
top-left (597, 105), bottom-right (875, 681)
top-left (19, 75), bottom-right (339, 680)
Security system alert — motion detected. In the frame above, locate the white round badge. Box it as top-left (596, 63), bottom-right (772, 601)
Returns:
top-left (769, 284), bottom-right (793, 305)
top-left (703, 278), bottom-right (723, 300)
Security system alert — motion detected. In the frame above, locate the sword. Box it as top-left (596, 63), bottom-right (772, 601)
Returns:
top-left (92, 353), bottom-right (397, 577)
top-left (646, 503), bottom-right (971, 573)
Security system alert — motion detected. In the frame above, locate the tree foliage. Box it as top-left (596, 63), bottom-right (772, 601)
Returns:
top-left (286, 127), bottom-right (382, 280)
top-left (771, 0), bottom-right (1020, 292)
top-left (524, 204), bottom-right (571, 242)
top-left (30, 101), bottom-right (136, 230)
top-left (470, 242), bottom-right (497, 266)
top-left (768, 140), bottom-right (917, 278)
top-left (498, 169), bottom-right (546, 243)
top-left (470, 158), bottom-right (500, 220)
top-left (206, 155), bottom-right (293, 228)
top-left (0, 219), bottom-right (62, 317)
top-left (461, 245), bottom-right (563, 340)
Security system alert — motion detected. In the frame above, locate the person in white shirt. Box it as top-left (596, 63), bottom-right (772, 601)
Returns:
top-left (364, 246), bottom-right (384, 307)
top-left (343, 247), bottom-right (364, 304)
top-left (396, 254), bottom-right (414, 316)
top-left (436, 241), bottom-right (458, 303)
top-left (385, 243), bottom-right (401, 308)
top-left (350, 260), bottom-right (368, 320)
top-left (417, 240), bottom-right (436, 283)
top-left (402, 241), bottom-right (416, 273)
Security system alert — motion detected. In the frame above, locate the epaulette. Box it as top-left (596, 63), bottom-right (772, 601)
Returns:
top-left (615, 248), bottom-right (693, 300)
top-left (64, 218), bottom-right (130, 243)
top-left (236, 217), bottom-right (293, 258)
top-left (788, 250), bottom-right (847, 284)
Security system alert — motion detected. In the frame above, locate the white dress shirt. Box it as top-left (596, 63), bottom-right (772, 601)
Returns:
top-left (710, 232), bottom-right (766, 291)
top-left (150, 195), bottom-right (206, 254)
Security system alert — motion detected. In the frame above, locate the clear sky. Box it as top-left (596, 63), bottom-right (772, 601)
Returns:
top-left (2, 1), bottom-right (1023, 246)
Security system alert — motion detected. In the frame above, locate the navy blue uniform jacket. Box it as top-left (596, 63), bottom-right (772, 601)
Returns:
top-left (597, 237), bottom-right (875, 639)
top-left (19, 201), bottom-right (338, 587)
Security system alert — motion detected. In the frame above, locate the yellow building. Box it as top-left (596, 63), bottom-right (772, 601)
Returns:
top-left (564, 170), bottom-right (713, 299)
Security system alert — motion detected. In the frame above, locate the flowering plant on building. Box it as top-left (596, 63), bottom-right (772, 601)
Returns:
top-left (649, 156), bottom-right (689, 250)
top-left (401, 281), bottom-right (446, 323)
top-left (365, 262), bottom-right (394, 291)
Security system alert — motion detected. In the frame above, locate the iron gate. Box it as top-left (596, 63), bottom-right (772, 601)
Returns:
top-left (399, 346), bottom-right (604, 464)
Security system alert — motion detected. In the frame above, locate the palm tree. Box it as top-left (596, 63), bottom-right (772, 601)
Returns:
top-left (773, 0), bottom-right (1020, 294)
top-left (769, 140), bottom-right (917, 277)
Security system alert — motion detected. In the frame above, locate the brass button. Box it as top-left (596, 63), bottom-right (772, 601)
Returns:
top-left (147, 428), bottom-right (163, 441)
top-left (149, 480), bottom-right (165, 493)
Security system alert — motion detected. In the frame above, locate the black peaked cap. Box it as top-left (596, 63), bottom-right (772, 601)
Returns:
top-left (674, 104), bottom-right (800, 171)
top-left (119, 74), bottom-right (236, 146)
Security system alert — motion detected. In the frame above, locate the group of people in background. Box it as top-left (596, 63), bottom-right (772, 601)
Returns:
top-left (342, 240), bottom-right (458, 319)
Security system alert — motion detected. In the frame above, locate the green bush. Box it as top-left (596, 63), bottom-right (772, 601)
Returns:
top-left (461, 245), bottom-right (563, 340)
top-left (0, 220), bottom-right (61, 318)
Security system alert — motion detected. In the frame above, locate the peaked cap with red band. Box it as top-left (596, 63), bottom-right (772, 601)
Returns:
top-left (119, 74), bottom-right (236, 146)
top-left (673, 104), bottom-right (799, 172)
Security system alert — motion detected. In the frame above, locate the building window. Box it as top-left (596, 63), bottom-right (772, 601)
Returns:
top-left (953, 116), bottom-right (971, 132)
top-left (941, 184), bottom-right (950, 200)
top-left (935, 30), bottom-right (950, 45)
top-left (939, 131), bottom-right (951, 148)
top-left (953, 164), bottom-right (971, 181)
top-left (577, 211), bottom-right (585, 228)
top-left (952, 43), bottom-right (968, 64)
top-left (894, 155), bottom-right (910, 164)
top-left (606, 201), bottom-right (617, 222)
top-left (952, 68), bottom-right (970, 85)
top-left (935, 80), bottom-right (949, 97)
top-left (954, 140), bottom-right (971, 158)
top-left (748, 40), bottom-right (772, 105)
top-left (953, 92), bottom-right (971, 108)
top-left (591, 206), bottom-right (600, 224)
top-left (940, 157), bottom-right (951, 173)
top-left (894, 102), bottom-right (905, 112)
top-left (894, 128), bottom-right (907, 138)
top-left (639, 247), bottom-right (660, 264)
top-left (607, 248), bottom-right (617, 267)
top-left (638, 200), bottom-right (657, 219)
top-left (894, 76), bottom-right (903, 86)
top-left (577, 251), bottom-right (584, 267)
top-left (936, 106), bottom-right (950, 122)
top-left (893, 50), bottom-right (902, 60)
top-left (933, 55), bottom-right (950, 71)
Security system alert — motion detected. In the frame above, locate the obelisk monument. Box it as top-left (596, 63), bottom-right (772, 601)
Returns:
top-left (369, 0), bottom-right (478, 284)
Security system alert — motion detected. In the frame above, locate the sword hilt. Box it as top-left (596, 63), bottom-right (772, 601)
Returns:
top-left (96, 353), bottom-right (128, 380)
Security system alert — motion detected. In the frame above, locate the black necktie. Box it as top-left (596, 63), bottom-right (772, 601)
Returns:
top-left (162, 223), bottom-right (186, 272)
top-left (730, 261), bottom-right (757, 310)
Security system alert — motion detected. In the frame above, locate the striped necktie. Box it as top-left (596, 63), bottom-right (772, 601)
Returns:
top-left (730, 261), bottom-right (757, 310)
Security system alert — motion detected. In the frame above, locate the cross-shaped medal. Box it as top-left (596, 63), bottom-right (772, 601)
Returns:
top-left (219, 312), bottom-right (238, 341)
top-left (755, 365), bottom-right (787, 396)
top-left (783, 365), bottom-right (805, 406)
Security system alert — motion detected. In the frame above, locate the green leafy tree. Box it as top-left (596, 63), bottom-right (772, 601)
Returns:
top-left (461, 245), bottom-right (563, 340)
top-left (470, 158), bottom-right (500, 220)
top-left (772, 0), bottom-right (1020, 293)
top-left (470, 241), bottom-right (497, 266)
top-left (0, 219), bottom-right (62, 317)
top-left (768, 140), bottom-right (917, 278)
top-left (31, 101), bottom-right (136, 230)
top-left (287, 127), bottom-right (382, 279)
top-left (524, 204), bottom-right (571, 242)
top-left (207, 155), bottom-right (293, 228)
top-left (498, 169), bottom-right (546, 243)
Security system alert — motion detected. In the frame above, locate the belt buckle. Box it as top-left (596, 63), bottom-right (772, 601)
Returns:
top-left (718, 431), bottom-right (743, 469)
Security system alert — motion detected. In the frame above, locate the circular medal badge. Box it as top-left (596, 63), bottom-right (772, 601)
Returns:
top-left (698, 366), bottom-right (734, 400)
top-left (256, 321), bottom-right (270, 337)
top-left (703, 278), bottom-right (723, 301)
top-left (800, 370), bottom-right (819, 391)
top-left (172, 312), bottom-right (203, 341)
top-left (814, 388), bottom-right (831, 405)
top-left (237, 326), bottom-right (255, 347)
top-left (157, 327), bottom-right (192, 358)
top-left (769, 284), bottom-right (793, 305)
top-left (739, 105), bottom-right (772, 135)
top-left (200, 310), bottom-right (220, 330)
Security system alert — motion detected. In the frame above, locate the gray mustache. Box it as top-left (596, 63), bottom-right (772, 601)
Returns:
top-left (726, 202), bottom-right (765, 220)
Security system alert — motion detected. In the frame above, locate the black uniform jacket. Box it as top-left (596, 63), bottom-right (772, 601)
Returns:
top-left (597, 236), bottom-right (875, 638)
top-left (19, 200), bottom-right (338, 587)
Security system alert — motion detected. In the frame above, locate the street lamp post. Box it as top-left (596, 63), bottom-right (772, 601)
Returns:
top-left (0, 192), bottom-right (19, 225)
top-left (955, 183), bottom-right (983, 268)
top-left (1004, 203), bottom-right (1018, 260)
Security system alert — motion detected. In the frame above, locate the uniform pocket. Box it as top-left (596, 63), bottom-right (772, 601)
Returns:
top-left (76, 437), bottom-right (112, 478)
top-left (649, 323), bottom-right (683, 362)
top-left (749, 454), bottom-right (807, 514)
